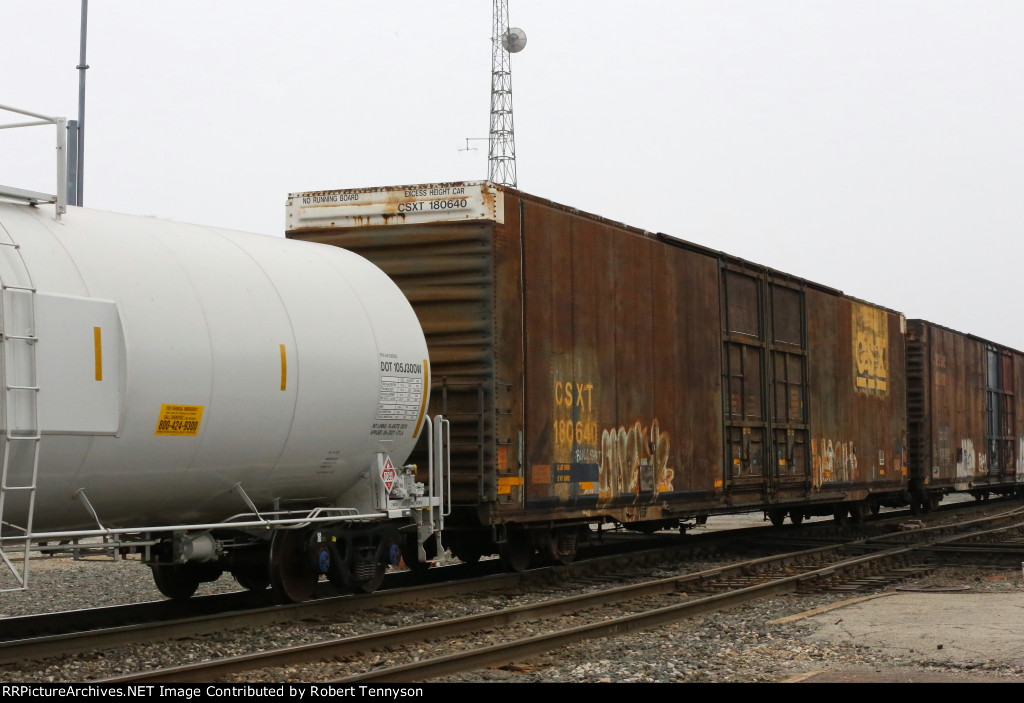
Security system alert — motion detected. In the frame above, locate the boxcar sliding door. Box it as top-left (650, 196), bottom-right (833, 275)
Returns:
top-left (766, 279), bottom-right (810, 494)
top-left (721, 264), bottom-right (810, 501)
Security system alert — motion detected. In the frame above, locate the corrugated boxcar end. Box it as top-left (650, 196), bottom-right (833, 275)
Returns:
top-left (287, 215), bottom-right (501, 517)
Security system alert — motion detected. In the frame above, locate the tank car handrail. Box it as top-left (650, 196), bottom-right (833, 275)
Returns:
top-left (218, 505), bottom-right (363, 525)
top-left (0, 510), bottom-right (389, 546)
top-left (0, 103), bottom-right (60, 124)
top-left (0, 104), bottom-right (67, 220)
top-left (419, 414), bottom-right (451, 547)
top-left (440, 416), bottom-right (452, 518)
top-left (425, 416), bottom-right (439, 533)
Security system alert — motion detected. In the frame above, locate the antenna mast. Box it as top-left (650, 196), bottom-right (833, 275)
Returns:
top-left (488, 1), bottom-right (525, 188)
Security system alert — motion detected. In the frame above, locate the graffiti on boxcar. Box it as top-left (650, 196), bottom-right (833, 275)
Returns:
top-left (548, 356), bottom-right (675, 502)
top-left (956, 439), bottom-right (976, 479)
top-left (853, 303), bottom-right (889, 396)
top-left (598, 420), bottom-right (674, 500)
top-left (811, 438), bottom-right (858, 486)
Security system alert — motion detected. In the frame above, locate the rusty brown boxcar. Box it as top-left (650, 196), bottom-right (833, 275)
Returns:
top-left (906, 319), bottom-right (1024, 508)
top-left (286, 182), bottom-right (910, 567)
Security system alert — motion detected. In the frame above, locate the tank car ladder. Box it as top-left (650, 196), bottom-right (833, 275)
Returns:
top-left (0, 231), bottom-right (41, 592)
top-left (0, 104), bottom-right (65, 590)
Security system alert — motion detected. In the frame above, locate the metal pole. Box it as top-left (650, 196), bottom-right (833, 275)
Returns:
top-left (75, 0), bottom-right (89, 206)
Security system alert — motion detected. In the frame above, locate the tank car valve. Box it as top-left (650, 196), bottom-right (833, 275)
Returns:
top-left (174, 532), bottom-right (218, 563)
top-left (404, 464), bottom-right (426, 498)
top-left (389, 464), bottom-right (426, 500)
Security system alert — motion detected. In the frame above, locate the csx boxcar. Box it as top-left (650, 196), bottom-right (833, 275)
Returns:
top-left (286, 182), bottom-right (910, 566)
top-left (907, 319), bottom-right (1024, 507)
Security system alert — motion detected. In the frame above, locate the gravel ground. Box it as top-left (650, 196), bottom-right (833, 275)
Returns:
top-left (434, 566), bottom-right (1024, 683)
top-left (2, 542), bottom-right (1023, 684)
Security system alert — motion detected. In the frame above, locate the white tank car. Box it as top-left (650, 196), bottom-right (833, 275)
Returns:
top-left (0, 201), bottom-right (442, 601)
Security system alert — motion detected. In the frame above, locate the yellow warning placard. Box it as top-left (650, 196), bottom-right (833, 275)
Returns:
top-left (155, 404), bottom-right (204, 436)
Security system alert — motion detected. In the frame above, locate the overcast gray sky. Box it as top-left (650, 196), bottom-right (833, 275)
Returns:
top-left (3, 1), bottom-right (1022, 349)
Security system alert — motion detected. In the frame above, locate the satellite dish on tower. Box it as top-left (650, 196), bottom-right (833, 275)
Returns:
top-left (502, 27), bottom-right (527, 53)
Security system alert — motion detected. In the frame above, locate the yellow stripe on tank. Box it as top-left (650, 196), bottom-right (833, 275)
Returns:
top-left (280, 344), bottom-right (287, 391)
top-left (93, 326), bottom-right (103, 381)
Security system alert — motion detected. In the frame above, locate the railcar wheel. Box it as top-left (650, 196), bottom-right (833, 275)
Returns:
top-left (850, 501), bottom-right (870, 524)
top-left (499, 528), bottom-right (533, 573)
top-left (789, 510), bottom-right (804, 526)
top-left (269, 529), bottom-right (319, 603)
top-left (833, 505), bottom-right (849, 525)
top-left (767, 509), bottom-right (787, 528)
top-left (151, 565), bottom-right (203, 600)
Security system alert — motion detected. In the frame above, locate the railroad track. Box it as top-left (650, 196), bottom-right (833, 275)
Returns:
top-left (0, 529), bottom-right (751, 668)
top-left (81, 503), bottom-right (1024, 683)
top-left (1, 499), bottom-right (1019, 682)
top-left (0, 523), bottom-right (783, 647)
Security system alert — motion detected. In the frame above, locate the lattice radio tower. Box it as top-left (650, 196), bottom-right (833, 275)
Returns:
top-left (488, 1), bottom-right (526, 187)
